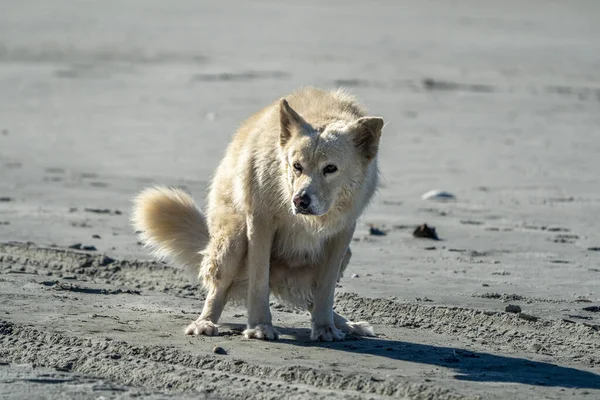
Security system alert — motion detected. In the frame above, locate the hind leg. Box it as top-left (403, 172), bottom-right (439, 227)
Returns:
top-left (186, 215), bottom-right (247, 336)
top-left (333, 311), bottom-right (375, 337)
top-left (185, 283), bottom-right (231, 336)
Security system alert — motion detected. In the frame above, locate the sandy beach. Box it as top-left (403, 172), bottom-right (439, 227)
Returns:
top-left (1, 1), bottom-right (599, 398)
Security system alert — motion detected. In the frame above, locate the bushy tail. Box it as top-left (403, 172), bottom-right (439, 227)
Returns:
top-left (131, 186), bottom-right (209, 278)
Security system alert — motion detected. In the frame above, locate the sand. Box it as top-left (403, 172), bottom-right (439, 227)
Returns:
top-left (1, 1), bottom-right (599, 399)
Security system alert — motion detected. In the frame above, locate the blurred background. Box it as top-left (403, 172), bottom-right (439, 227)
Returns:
top-left (1, 1), bottom-right (599, 300)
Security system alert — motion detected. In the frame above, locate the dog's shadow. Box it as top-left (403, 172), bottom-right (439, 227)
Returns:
top-left (224, 324), bottom-right (600, 390)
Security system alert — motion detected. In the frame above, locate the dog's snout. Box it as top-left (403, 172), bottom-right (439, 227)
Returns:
top-left (293, 194), bottom-right (311, 210)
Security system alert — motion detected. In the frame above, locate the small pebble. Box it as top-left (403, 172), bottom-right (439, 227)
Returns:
top-left (369, 225), bottom-right (387, 236)
top-left (213, 346), bottom-right (227, 355)
top-left (413, 224), bottom-right (439, 240)
top-left (505, 304), bottom-right (522, 313)
top-left (92, 234), bottom-right (101, 239)
top-left (351, 273), bottom-right (359, 278)
top-left (421, 190), bottom-right (456, 201)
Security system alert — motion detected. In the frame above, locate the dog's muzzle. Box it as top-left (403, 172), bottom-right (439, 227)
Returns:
top-left (293, 194), bottom-right (313, 215)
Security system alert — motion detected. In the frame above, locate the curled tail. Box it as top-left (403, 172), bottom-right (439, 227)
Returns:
top-left (131, 186), bottom-right (209, 278)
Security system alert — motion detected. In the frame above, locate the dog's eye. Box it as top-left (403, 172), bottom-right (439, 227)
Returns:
top-left (323, 164), bottom-right (338, 174)
top-left (293, 162), bottom-right (303, 172)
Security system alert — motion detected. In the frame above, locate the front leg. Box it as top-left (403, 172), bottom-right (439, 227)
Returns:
top-left (243, 215), bottom-right (279, 340)
top-left (310, 225), bottom-right (355, 341)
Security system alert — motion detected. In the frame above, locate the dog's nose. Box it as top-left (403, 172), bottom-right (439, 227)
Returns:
top-left (293, 194), bottom-right (311, 210)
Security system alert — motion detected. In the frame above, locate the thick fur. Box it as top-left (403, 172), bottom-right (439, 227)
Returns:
top-left (132, 187), bottom-right (208, 280)
top-left (132, 87), bottom-right (383, 341)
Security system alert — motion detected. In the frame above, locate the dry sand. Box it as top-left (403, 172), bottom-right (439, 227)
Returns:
top-left (1, 1), bottom-right (599, 399)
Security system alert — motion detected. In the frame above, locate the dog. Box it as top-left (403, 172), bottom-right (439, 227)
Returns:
top-left (132, 87), bottom-right (384, 341)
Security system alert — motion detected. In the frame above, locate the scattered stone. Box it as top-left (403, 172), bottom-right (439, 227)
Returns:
top-left (368, 225), bottom-right (387, 236)
top-left (92, 234), bottom-right (101, 239)
top-left (546, 227), bottom-right (570, 232)
top-left (424, 246), bottom-right (437, 250)
top-left (482, 283), bottom-right (490, 287)
top-left (69, 243), bottom-right (97, 251)
top-left (552, 234), bottom-right (579, 244)
top-left (413, 224), bottom-right (439, 240)
top-left (68, 207), bottom-right (78, 213)
top-left (583, 306), bottom-right (600, 313)
top-left (416, 297), bottom-right (433, 302)
top-left (588, 247), bottom-right (600, 251)
top-left (518, 313), bottom-right (538, 322)
top-left (421, 190), bottom-right (456, 201)
top-left (575, 299), bottom-right (592, 303)
top-left (492, 271), bottom-right (510, 276)
top-left (213, 346), bottom-right (227, 355)
top-left (0, 197), bottom-right (12, 202)
top-left (351, 273), bottom-right (359, 278)
top-left (505, 304), bottom-right (522, 314)
top-left (85, 207), bottom-right (111, 214)
top-left (84, 208), bottom-right (123, 216)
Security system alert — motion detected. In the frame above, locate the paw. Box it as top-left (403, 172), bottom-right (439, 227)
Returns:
top-left (243, 324), bottom-right (279, 340)
top-left (343, 321), bottom-right (376, 337)
top-left (311, 324), bottom-right (346, 342)
top-left (185, 319), bottom-right (219, 336)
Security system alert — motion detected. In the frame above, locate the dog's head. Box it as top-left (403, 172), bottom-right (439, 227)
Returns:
top-left (278, 98), bottom-right (384, 217)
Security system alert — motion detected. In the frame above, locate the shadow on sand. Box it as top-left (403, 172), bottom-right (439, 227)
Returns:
top-left (265, 327), bottom-right (600, 390)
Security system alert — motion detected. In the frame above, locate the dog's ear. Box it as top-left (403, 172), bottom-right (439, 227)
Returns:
top-left (279, 98), bottom-right (305, 146)
top-left (350, 117), bottom-right (385, 162)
